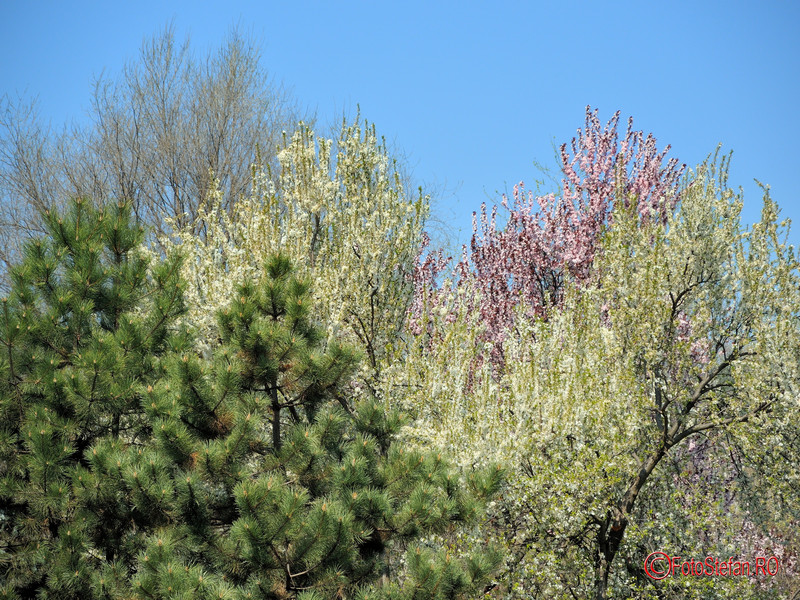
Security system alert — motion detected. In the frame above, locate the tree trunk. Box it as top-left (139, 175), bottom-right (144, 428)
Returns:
top-left (271, 384), bottom-right (281, 451)
top-left (594, 444), bottom-right (668, 599)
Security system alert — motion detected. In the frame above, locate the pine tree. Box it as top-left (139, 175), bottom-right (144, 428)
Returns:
top-left (132, 254), bottom-right (502, 598)
top-left (0, 200), bottom-right (502, 599)
top-left (0, 198), bottom-right (186, 596)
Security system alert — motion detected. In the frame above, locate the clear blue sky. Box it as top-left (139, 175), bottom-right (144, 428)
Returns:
top-left (2, 0), bottom-right (799, 249)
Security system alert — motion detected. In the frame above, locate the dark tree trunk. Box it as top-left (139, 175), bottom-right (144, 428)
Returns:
top-left (271, 384), bottom-right (281, 451)
top-left (594, 444), bottom-right (667, 599)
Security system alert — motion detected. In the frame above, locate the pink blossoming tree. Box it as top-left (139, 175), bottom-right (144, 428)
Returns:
top-left (397, 110), bottom-right (800, 599)
top-left (410, 106), bottom-right (685, 369)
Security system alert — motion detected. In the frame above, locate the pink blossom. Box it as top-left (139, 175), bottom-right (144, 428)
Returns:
top-left (409, 107), bottom-right (685, 371)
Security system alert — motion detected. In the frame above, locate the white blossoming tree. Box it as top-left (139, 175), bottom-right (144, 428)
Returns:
top-left (166, 116), bottom-right (429, 390)
top-left (393, 154), bottom-right (800, 599)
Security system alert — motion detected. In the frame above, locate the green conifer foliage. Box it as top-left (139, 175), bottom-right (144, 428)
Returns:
top-left (0, 198), bottom-right (186, 596)
top-left (215, 255), bottom-right (359, 451)
top-left (0, 200), bottom-right (501, 599)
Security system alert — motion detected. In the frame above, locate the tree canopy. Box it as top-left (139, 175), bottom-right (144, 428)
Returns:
top-left (0, 200), bottom-right (501, 599)
top-left (398, 111), bottom-right (800, 599)
top-left (1, 38), bottom-right (798, 598)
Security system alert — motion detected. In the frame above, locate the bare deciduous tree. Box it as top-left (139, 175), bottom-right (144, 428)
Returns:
top-left (0, 25), bottom-right (308, 286)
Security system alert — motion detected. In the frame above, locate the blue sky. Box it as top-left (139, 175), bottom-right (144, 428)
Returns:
top-left (2, 1), bottom-right (799, 249)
